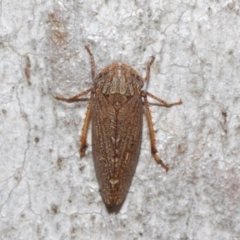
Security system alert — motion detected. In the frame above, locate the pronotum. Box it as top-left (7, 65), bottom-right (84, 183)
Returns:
top-left (56, 45), bottom-right (182, 207)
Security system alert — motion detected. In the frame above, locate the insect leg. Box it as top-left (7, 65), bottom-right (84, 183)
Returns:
top-left (143, 56), bottom-right (155, 83)
top-left (55, 88), bottom-right (93, 102)
top-left (145, 92), bottom-right (182, 107)
top-left (85, 45), bottom-right (96, 80)
top-left (142, 93), bottom-right (169, 171)
top-left (80, 92), bottom-right (93, 157)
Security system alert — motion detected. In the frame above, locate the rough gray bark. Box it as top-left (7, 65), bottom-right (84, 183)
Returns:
top-left (0, 0), bottom-right (239, 239)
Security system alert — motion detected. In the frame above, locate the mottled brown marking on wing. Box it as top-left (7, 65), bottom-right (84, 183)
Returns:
top-left (92, 63), bottom-right (143, 205)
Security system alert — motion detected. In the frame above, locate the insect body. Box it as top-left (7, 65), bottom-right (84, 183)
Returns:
top-left (56, 45), bottom-right (182, 206)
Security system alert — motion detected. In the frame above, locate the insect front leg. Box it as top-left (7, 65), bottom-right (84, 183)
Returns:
top-left (143, 56), bottom-right (155, 83)
top-left (85, 45), bottom-right (96, 80)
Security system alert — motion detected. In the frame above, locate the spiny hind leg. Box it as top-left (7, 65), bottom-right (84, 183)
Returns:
top-left (55, 88), bottom-right (94, 157)
top-left (79, 93), bottom-right (93, 157)
top-left (142, 93), bottom-right (169, 171)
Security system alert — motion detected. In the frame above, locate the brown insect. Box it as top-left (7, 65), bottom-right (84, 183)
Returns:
top-left (56, 45), bottom-right (182, 207)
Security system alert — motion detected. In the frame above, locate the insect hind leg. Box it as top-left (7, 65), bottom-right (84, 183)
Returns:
top-left (142, 93), bottom-right (169, 171)
top-left (79, 93), bottom-right (93, 157)
top-left (55, 88), bottom-right (94, 157)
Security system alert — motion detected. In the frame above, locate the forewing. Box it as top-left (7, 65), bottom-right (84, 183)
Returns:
top-left (92, 91), bottom-right (143, 205)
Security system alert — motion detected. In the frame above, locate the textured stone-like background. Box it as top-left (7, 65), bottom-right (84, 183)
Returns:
top-left (1, 0), bottom-right (240, 239)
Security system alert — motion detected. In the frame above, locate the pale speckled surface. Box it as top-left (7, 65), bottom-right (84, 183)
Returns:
top-left (0, 0), bottom-right (240, 239)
